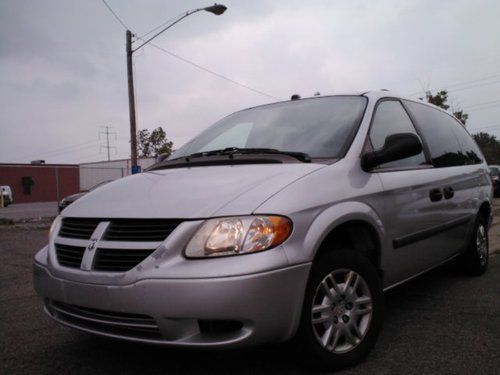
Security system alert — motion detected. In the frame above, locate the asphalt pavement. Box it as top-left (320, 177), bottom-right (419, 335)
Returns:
top-left (1, 227), bottom-right (499, 374)
top-left (0, 201), bottom-right (58, 220)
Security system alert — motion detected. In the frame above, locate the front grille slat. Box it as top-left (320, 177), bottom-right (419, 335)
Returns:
top-left (94, 248), bottom-right (155, 272)
top-left (103, 219), bottom-right (180, 242)
top-left (59, 218), bottom-right (100, 239)
top-left (47, 300), bottom-right (162, 339)
top-left (55, 244), bottom-right (86, 268)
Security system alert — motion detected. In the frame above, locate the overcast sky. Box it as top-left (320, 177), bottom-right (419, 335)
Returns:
top-left (1, 0), bottom-right (500, 164)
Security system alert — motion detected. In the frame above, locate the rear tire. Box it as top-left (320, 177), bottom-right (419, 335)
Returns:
top-left (295, 250), bottom-right (384, 371)
top-left (455, 215), bottom-right (489, 276)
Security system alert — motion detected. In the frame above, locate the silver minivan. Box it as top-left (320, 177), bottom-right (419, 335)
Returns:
top-left (33, 91), bottom-right (493, 370)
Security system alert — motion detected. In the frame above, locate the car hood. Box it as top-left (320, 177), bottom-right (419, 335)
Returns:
top-left (62, 163), bottom-right (326, 218)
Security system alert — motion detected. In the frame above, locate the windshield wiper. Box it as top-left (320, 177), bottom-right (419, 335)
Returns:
top-left (183, 147), bottom-right (312, 163)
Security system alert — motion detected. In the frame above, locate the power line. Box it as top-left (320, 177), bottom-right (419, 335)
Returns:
top-left (463, 99), bottom-right (500, 110)
top-left (473, 124), bottom-right (500, 131)
top-left (407, 73), bottom-right (500, 96)
top-left (100, 0), bottom-right (129, 30)
top-left (449, 80), bottom-right (500, 94)
top-left (137, 11), bottom-right (186, 39)
top-left (99, 1), bottom-right (280, 101)
top-left (145, 40), bottom-right (281, 100)
top-left (12, 139), bottom-right (97, 161)
top-left (467, 104), bottom-right (500, 112)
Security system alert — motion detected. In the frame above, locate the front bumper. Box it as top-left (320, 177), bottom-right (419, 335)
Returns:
top-left (34, 260), bottom-right (311, 348)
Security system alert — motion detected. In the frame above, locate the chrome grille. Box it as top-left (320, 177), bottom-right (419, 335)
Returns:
top-left (55, 244), bottom-right (86, 268)
top-left (55, 218), bottom-right (183, 272)
top-left (103, 219), bottom-right (181, 242)
top-left (59, 218), bottom-right (100, 239)
top-left (93, 248), bottom-right (155, 272)
top-left (46, 300), bottom-right (161, 339)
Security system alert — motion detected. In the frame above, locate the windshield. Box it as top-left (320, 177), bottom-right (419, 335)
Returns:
top-left (490, 167), bottom-right (499, 177)
top-left (173, 96), bottom-right (367, 159)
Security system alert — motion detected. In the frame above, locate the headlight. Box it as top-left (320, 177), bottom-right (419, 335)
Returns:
top-left (185, 216), bottom-right (292, 258)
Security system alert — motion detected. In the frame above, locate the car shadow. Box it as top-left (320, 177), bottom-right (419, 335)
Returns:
top-left (44, 261), bottom-right (478, 375)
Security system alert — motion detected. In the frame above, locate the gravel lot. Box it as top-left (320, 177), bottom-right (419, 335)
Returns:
top-left (1, 219), bottom-right (500, 374)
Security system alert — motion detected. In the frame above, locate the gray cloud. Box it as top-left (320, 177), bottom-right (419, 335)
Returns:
top-left (1, 0), bottom-right (499, 163)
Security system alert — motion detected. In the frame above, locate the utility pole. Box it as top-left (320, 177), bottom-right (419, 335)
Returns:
top-left (126, 30), bottom-right (138, 173)
top-left (124, 4), bottom-right (226, 174)
top-left (99, 126), bottom-right (117, 161)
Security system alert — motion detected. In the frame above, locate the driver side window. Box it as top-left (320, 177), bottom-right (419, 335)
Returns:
top-left (369, 100), bottom-right (426, 169)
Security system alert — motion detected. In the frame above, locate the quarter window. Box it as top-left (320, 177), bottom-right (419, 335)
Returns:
top-left (448, 120), bottom-right (483, 164)
top-left (369, 100), bottom-right (426, 169)
top-left (404, 101), bottom-right (481, 167)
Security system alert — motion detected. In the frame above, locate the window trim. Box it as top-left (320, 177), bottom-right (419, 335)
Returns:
top-left (362, 97), bottom-right (434, 173)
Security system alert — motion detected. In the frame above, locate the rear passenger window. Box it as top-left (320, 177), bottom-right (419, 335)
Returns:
top-left (448, 121), bottom-right (482, 164)
top-left (403, 101), bottom-right (471, 167)
top-left (369, 100), bottom-right (426, 169)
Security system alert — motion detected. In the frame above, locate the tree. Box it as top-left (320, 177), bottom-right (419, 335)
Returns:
top-left (472, 132), bottom-right (500, 165)
top-left (426, 90), bottom-right (450, 110)
top-left (425, 89), bottom-right (469, 126)
top-left (137, 127), bottom-right (174, 158)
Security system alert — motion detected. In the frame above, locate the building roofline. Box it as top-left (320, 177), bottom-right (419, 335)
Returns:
top-left (0, 163), bottom-right (79, 167)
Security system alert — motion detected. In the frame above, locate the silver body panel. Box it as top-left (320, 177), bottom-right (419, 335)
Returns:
top-left (33, 91), bottom-right (493, 346)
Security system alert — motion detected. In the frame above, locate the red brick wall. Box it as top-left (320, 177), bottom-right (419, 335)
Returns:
top-left (0, 164), bottom-right (80, 204)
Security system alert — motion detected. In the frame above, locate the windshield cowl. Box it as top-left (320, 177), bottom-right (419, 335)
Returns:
top-left (148, 151), bottom-right (335, 171)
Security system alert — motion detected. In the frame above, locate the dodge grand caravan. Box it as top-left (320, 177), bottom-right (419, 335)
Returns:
top-left (33, 91), bottom-right (492, 370)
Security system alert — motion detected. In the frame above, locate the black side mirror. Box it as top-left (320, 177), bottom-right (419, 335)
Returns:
top-left (362, 133), bottom-right (423, 170)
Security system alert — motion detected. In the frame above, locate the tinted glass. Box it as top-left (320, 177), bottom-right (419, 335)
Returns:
top-left (404, 101), bottom-right (465, 167)
top-left (369, 100), bottom-right (426, 168)
top-left (173, 96), bottom-right (367, 159)
top-left (490, 167), bottom-right (499, 177)
top-left (448, 120), bottom-right (482, 164)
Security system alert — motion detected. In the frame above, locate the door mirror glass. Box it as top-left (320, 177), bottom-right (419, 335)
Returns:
top-left (363, 133), bottom-right (423, 170)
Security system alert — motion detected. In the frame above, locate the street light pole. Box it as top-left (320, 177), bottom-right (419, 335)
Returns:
top-left (125, 4), bottom-right (227, 174)
top-left (126, 30), bottom-right (138, 173)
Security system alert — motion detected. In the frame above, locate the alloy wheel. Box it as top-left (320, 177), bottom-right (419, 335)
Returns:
top-left (476, 224), bottom-right (488, 266)
top-left (311, 269), bottom-right (373, 353)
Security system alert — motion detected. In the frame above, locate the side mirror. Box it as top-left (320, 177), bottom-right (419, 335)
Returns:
top-left (362, 133), bottom-right (423, 170)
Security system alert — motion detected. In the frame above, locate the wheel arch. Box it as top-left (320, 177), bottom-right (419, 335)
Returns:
top-left (478, 200), bottom-right (492, 228)
top-left (303, 202), bottom-right (385, 272)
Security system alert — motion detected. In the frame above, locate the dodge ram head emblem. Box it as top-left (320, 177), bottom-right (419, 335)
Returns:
top-left (87, 239), bottom-right (98, 251)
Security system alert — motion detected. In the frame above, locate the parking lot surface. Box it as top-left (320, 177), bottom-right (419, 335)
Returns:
top-left (0, 201), bottom-right (58, 220)
top-left (1, 226), bottom-right (499, 374)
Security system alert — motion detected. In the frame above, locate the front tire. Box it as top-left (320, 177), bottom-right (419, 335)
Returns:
top-left (456, 215), bottom-right (489, 276)
top-left (295, 250), bottom-right (384, 371)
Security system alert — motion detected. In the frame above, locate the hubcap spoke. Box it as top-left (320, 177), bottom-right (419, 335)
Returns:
top-left (313, 315), bottom-right (332, 325)
top-left (330, 329), bottom-right (341, 350)
top-left (351, 320), bottom-right (362, 339)
top-left (312, 304), bottom-right (331, 314)
top-left (343, 325), bottom-right (357, 345)
top-left (354, 296), bottom-right (371, 305)
top-left (344, 271), bottom-right (360, 294)
top-left (355, 306), bottom-right (373, 316)
top-left (321, 325), bottom-right (334, 347)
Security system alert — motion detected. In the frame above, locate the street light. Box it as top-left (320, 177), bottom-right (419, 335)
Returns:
top-left (126, 4), bottom-right (227, 174)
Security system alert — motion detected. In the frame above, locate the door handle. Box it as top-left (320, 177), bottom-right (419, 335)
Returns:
top-left (443, 186), bottom-right (454, 199)
top-left (429, 188), bottom-right (443, 202)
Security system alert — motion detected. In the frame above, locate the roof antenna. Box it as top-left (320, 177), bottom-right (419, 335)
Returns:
top-left (291, 94), bottom-right (301, 100)
top-left (314, 92), bottom-right (321, 96)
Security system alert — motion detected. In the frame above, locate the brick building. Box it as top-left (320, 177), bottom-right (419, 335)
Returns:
top-left (0, 163), bottom-right (80, 204)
